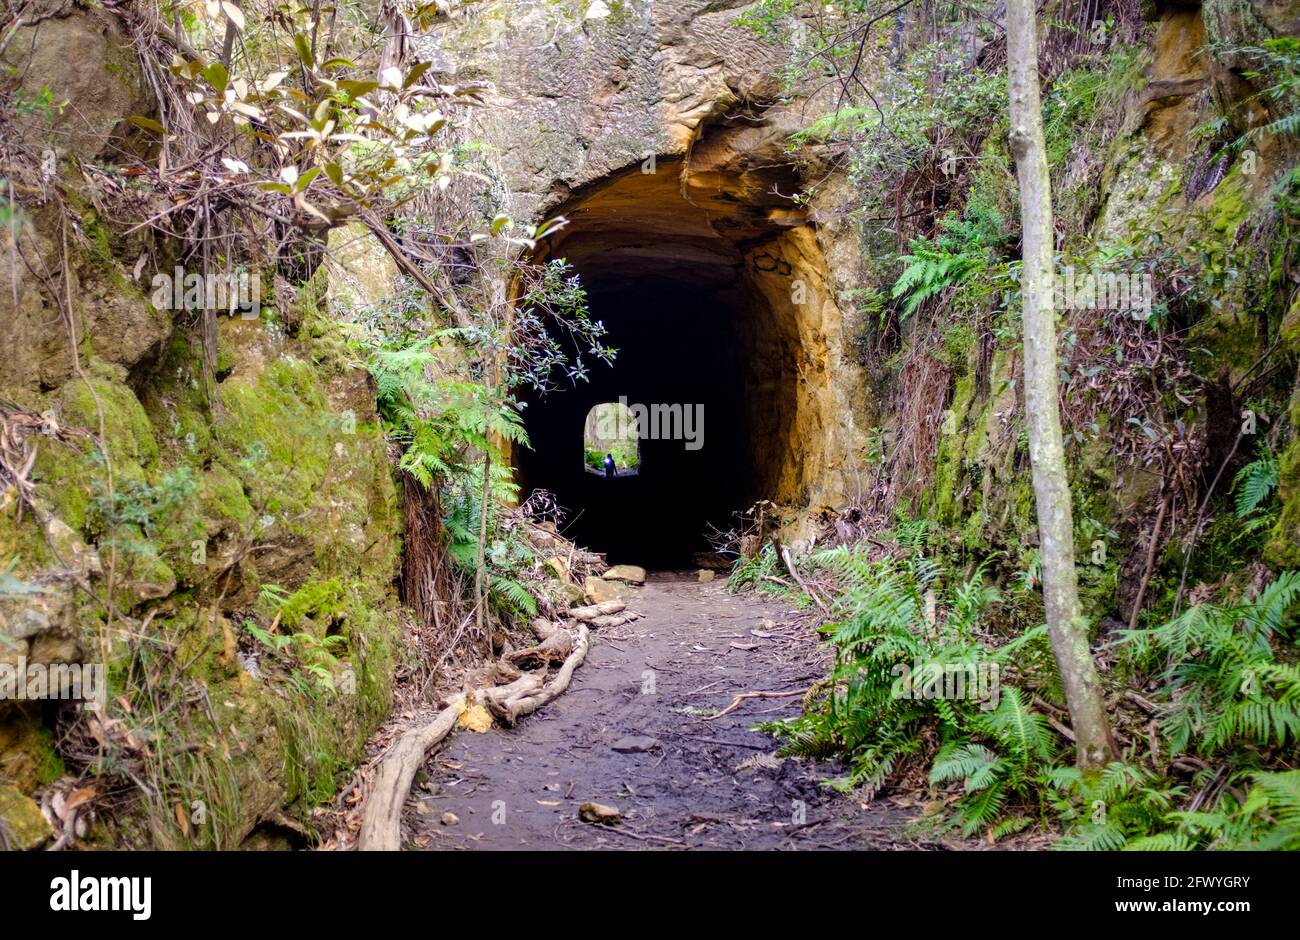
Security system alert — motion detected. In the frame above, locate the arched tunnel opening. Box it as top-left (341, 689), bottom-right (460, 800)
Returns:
top-left (514, 154), bottom-right (842, 569)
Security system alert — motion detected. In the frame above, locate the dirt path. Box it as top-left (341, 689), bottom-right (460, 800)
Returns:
top-left (407, 573), bottom-right (926, 850)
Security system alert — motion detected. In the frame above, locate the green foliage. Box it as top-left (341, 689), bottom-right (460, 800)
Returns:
top-left (1119, 572), bottom-right (1300, 756)
top-left (1042, 46), bottom-right (1145, 168)
top-left (242, 618), bottom-right (348, 693)
top-left (1233, 445), bottom-right (1279, 518)
top-left (1223, 37), bottom-right (1300, 141)
top-left (1048, 762), bottom-right (1186, 850)
top-left (441, 473), bottom-right (538, 620)
top-left (890, 207), bottom-right (1008, 318)
top-left (370, 337), bottom-right (527, 488)
top-left (726, 543), bottom-right (785, 595)
top-left (930, 688), bottom-right (1056, 835)
top-left (760, 542), bottom-right (1008, 807)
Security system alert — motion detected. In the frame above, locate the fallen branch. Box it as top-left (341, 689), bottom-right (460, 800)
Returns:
top-left (589, 612), bottom-right (640, 629)
top-left (481, 672), bottom-right (546, 714)
top-left (779, 546), bottom-right (832, 617)
top-left (357, 622), bottom-right (594, 848)
top-left (569, 599), bottom-right (626, 621)
top-left (1127, 488), bottom-right (1169, 632)
top-left (504, 627), bottom-right (573, 668)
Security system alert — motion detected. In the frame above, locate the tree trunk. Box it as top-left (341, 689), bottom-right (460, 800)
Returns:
top-left (1005, 0), bottom-right (1117, 770)
top-left (474, 446), bottom-right (491, 652)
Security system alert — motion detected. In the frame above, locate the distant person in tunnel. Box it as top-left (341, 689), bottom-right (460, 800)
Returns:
top-left (604, 453), bottom-right (615, 478)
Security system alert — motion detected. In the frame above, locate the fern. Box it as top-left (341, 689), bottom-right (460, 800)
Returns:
top-left (1233, 446), bottom-right (1279, 518)
top-left (890, 210), bottom-right (1007, 317)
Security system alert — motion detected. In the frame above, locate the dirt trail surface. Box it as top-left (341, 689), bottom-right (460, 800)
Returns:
top-left (407, 574), bottom-right (925, 850)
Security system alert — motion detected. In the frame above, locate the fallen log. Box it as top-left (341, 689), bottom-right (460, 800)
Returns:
top-left (357, 623), bottom-right (593, 849)
top-left (590, 612), bottom-right (637, 629)
top-left (482, 672), bottom-right (546, 716)
top-left (504, 627), bottom-right (573, 668)
top-left (530, 617), bottom-right (566, 640)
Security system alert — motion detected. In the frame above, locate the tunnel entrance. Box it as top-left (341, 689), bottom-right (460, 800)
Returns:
top-left (515, 153), bottom-right (845, 568)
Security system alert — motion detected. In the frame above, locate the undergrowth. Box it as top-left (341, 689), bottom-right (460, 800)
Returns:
top-left (749, 526), bottom-right (1300, 849)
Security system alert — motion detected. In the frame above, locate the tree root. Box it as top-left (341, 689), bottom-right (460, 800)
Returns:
top-left (356, 695), bottom-right (465, 851)
top-left (488, 625), bottom-right (590, 726)
top-left (569, 599), bottom-right (626, 621)
top-left (357, 624), bottom-right (592, 850)
top-left (504, 627), bottom-right (572, 668)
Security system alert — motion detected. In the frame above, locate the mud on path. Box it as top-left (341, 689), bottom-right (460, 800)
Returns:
top-left (407, 574), bottom-right (928, 850)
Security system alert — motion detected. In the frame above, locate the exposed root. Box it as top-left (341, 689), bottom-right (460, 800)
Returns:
top-left (356, 695), bottom-right (465, 852)
top-left (489, 625), bottom-right (590, 727)
top-left (356, 623), bottom-right (591, 849)
top-left (569, 599), bottom-right (627, 621)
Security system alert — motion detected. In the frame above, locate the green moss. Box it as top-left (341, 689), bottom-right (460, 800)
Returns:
top-left (0, 499), bottom-right (55, 572)
top-left (31, 726), bottom-right (66, 785)
top-left (65, 192), bottom-right (119, 273)
top-left (278, 577), bottom-right (348, 632)
top-left (8, 277), bottom-right (403, 845)
top-left (215, 356), bottom-right (332, 523)
top-left (1264, 437), bottom-right (1300, 568)
top-left (59, 364), bottom-right (158, 468)
top-left (930, 365), bottom-right (978, 523)
top-left (1207, 165), bottom-right (1252, 236)
top-left (0, 784), bottom-right (52, 849)
top-left (1280, 294), bottom-right (1300, 354)
top-left (199, 463), bottom-right (253, 529)
top-left (355, 610), bottom-right (396, 727)
top-left (1188, 306), bottom-right (1261, 378)
top-left (938, 324), bottom-right (976, 375)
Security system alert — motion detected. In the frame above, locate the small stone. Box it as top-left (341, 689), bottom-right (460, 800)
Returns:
top-left (602, 564), bottom-right (647, 585)
top-left (585, 0), bottom-right (611, 20)
top-left (579, 801), bottom-right (621, 824)
top-left (29, 632), bottom-right (81, 664)
top-left (440, 812), bottom-right (459, 826)
top-left (611, 736), bottom-right (660, 753)
top-left (697, 569), bottom-right (715, 582)
top-left (583, 576), bottom-right (629, 605)
top-left (543, 556), bottom-right (571, 583)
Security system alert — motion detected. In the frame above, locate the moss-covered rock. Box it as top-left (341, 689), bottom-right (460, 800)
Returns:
top-left (0, 784), bottom-right (52, 850)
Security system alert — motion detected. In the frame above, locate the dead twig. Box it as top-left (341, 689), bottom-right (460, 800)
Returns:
top-left (704, 688), bottom-right (808, 722)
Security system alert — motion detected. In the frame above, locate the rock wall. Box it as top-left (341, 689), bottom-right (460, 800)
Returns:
top-left (0, 4), bottom-right (403, 847)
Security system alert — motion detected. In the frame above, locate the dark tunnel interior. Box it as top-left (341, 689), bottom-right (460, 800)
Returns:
top-left (513, 160), bottom-right (807, 569)
top-left (516, 284), bottom-right (747, 568)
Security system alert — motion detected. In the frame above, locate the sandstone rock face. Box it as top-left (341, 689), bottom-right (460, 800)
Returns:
top-left (0, 784), bottom-right (52, 850)
top-left (0, 8), bottom-right (169, 398)
top-left (2, 4), bottom-right (153, 162)
top-left (0, 97), bottom-right (403, 847)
